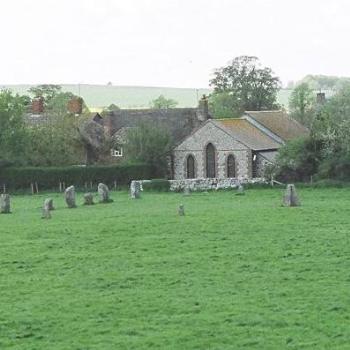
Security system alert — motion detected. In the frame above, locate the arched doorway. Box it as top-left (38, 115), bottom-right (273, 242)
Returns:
top-left (206, 143), bottom-right (216, 178)
top-left (186, 155), bottom-right (195, 179)
top-left (227, 154), bottom-right (236, 178)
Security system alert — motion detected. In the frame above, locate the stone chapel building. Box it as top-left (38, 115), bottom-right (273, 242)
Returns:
top-left (171, 110), bottom-right (308, 180)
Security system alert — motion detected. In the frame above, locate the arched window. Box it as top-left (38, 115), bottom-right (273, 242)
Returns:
top-left (186, 155), bottom-right (195, 179)
top-left (206, 143), bottom-right (216, 178)
top-left (227, 155), bottom-right (236, 178)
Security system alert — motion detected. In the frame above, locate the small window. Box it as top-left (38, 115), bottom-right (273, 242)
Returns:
top-left (111, 147), bottom-right (123, 157)
top-left (227, 155), bottom-right (236, 178)
top-left (186, 155), bottom-right (195, 178)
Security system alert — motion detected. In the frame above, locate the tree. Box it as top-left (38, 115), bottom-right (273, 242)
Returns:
top-left (0, 90), bottom-right (29, 165)
top-left (28, 84), bottom-right (62, 104)
top-left (123, 121), bottom-right (172, 175)
top-left (208, 92), bottom-right (241, 118)
top-left (150, 95), bottom-right (178, 109)
top-left (289, 83), bottom-right (315, 127)
top-left (276, 83), bottom-right (350, 181)
top-left (210, 56), bottom-right (281, 115)
top-left (26, 114), bottom-right (85, 166)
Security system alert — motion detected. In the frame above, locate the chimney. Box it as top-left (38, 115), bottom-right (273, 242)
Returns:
top-left (316, 92), bottom-right (326, 105)
top-left (32, 97), bottom-right (44, 114)
top-left (197, 94), bottom-right (211, 121)
top-left (104, 112), bottom-right (114, 137)
top-left (67, 97), bottom-right (83, 115)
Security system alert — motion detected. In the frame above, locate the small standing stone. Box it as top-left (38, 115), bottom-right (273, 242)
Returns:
top-left (64, 186), bottom-right (77, 208)
top-left (98, 183), bottom-right (112, 203)
top-left (130, 181), bottom-right (141, 199)
top-left (183, 187), bottom-right (191, 196)
top-left (235, 184), bottom-right (245, 196)
top-left (83, 193), bottom-right (94, 205)
top-left (178, 204), bottom-right (185, 216)
top-left (44, 198), bottom-right (54, 211)
top-left (283, 184), bottom-right (300, 207)
top-left (0, 194), bottom-right (11, 214)
top-left (41, 207), bottom-right (51, 219)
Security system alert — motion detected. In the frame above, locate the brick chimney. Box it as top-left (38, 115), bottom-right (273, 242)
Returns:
top-left (67, 97), bottom-right (83, 115)
top-left (316, 92), bottom-right (326, 105)
top-left (197, 94), bottom-right (211, 121)
top-left (32, 97), bottom-right (44, 114)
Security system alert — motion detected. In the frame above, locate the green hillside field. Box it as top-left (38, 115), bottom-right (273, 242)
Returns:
top-left (1, 84), bottom-right (293, 110)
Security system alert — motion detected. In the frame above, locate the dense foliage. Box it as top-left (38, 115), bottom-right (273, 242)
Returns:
top-left (210, 56), bottom-right (280, 118)
top-left (123, 121), bottom-right (172, 176)
top-left (0, 90), bottom-right (29, 165)
top-left (274, 83), bottom-right (350, 181)
top-left (288, 83), bottom-right (315, 127)
top-left (0, 86), bottom-right (92, 167)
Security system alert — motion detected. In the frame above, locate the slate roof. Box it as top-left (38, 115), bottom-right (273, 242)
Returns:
top-left (104, 108), bottom-right (204, 144)
top-left (245, 110), bottom-right (309, 141)
top-left (213, 119), bottom-right (281, 151)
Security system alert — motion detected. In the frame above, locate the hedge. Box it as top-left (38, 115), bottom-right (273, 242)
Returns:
top-left (0, 164), bottom-right (155, 191)
top-left (142, 179), bottom-right (170, 192)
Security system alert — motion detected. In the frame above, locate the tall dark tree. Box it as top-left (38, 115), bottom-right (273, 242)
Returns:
top-left (210, 56), bottom-right (280, 116)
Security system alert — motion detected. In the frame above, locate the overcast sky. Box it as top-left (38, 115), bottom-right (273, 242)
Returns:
top-left (1, 0), bottom-right (349, 88)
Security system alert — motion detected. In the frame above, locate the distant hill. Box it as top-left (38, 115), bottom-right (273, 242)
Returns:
top-left (1, 84), bottom-right (292, 110)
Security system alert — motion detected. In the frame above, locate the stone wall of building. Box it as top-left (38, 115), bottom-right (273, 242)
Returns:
top-left (173, 121), bottom-right (252, 180)
top-left (139, 178), bottom-right (267, 192)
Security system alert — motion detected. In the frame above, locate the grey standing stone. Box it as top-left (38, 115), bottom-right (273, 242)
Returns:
top-left (283, 184), bottom-right (300, 207)
top-left (98, 183), bottom-right (112, 203)
top-left (183, 187), bottom-right (191, 196)
top-left (83, 193), bottom-right (94, 205)
top-left (44, 198), bottom-right (54, 211)
top-left (0, 194), bottom-right (11, 214)
top-left (41, 207), bottom-right (51, 219)
top-left (235, 184), bottom-right (245, 196)
top-left (178, 204), bottom-right (185, 216)
top-left (64, 186), bottom-right (77, 208)
top-left (130, 181), bottom-right (141, 199)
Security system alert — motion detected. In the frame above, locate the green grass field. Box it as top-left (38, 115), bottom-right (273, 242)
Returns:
top-left (1, 188), bottom-right (349, 349)
top-left (1, 84), bottom-right (292, 109)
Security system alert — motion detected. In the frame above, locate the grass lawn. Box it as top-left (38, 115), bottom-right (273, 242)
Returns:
top-left (0, 188), bottom-right (349, 349)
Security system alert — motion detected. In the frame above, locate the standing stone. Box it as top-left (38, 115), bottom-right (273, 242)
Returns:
top-left (98, 183), bottom-right (112, 203)
top-left (235, 184), bottom-right (245, 196)
top-left (44, 198), bottom-right (54, 211)
top-left (130, 181), bottom-right (141, 199)
top-left (64, 186), bottom-right (77, 208)
top-left (183, 187), bottom-right (191, 196)
top-left (0, 194), bottom-right (11, 214)
top-left (41, 207), bottom-right (51, 219)
top-left (178, 204), bottom-right (185, 216)
top-left (83, 193), bottom-right (94, 205)
top-left (283, 184), bottom-right (300, 207)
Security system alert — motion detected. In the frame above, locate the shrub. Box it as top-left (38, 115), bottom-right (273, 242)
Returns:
top-left (274, 137), bottom-right (322, 182)
top-left (142, 179), bottom-right (170, 192)
top-left (0, 163), bottom-right (154, 191)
